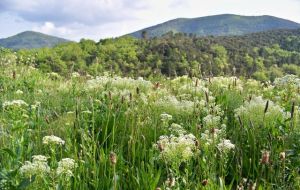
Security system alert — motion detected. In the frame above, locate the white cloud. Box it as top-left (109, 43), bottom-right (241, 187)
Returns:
top-left (33, 22), bottom-right (72, 37)
top-left (0, 0), bottom-right (299, 41)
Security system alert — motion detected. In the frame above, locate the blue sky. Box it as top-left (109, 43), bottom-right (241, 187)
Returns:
top-left (0, 0), bottom-right (300, 41)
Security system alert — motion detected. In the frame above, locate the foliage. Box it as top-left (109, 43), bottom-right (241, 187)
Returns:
top-left (0, 31), bottom-right (70, 49)
top-left (0, 64), bottom-right (299, 189)
top-left (1, 28), bottom-right (300, 81)
top-left (129, 14), bottom-right (300, 38)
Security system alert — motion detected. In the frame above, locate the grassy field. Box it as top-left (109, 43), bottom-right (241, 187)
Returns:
top-left (0, 65), bottom-right (299, 189)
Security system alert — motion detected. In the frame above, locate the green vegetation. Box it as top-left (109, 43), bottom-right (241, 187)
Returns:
top-left (0, 63), bottom-right (299, 189)
top-left (1, 28), bottom-right (300, 81)
top-left (129, 14), bottom-right (300, 38)
top-left (0, 26), bottom-right (300, 189)
top-left (0, 31), bottom-right (70, 49)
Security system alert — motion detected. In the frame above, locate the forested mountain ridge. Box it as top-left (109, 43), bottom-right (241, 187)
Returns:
top-left (0, 31), bottom-right (70, 49)
top-left (129, 14), bottom-right (300, 38)
top-left (1, 28), bottom-right (300, 81)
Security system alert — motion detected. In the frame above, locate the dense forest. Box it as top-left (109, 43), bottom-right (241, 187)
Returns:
top-left (1, 28), bottom-right (300, 81)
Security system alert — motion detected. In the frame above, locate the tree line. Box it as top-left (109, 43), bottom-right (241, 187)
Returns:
top-left (1, 28), bottom-right (300, 81)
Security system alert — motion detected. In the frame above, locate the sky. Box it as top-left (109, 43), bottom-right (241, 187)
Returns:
top-left (0, 0), bottom-right (300, 41)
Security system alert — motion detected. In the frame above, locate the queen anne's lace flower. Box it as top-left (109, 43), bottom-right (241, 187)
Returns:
top-left (274, 75), bottom-right (300, 89)
top-left (169, 123), bottom-right (186, 135)
top-left (43, 135), bottom-right (65, 146)
top-left (203, 115), bottom-right (221, 128)
top-left (2, 100), bottom-right (28, 108)
top-left (15, 90), bottom-right (24, 95)
top-left (217, 139), bottom-right (235, 152)
top-left (56, 158), bottom-right (77, 178)
top-left (160, 113), bottom-right (172, 122)
top-left (154, 133), bottom-right (197, 165)
top-left (234, 96), bottom-right (289, 127)
top-left (19, 155), bottom-right (50, 177)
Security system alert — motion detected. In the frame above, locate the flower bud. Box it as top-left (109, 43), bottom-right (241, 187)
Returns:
top-left (110, 152), bottom-right (117, 165)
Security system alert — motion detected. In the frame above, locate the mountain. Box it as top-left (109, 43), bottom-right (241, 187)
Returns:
top-left (0, 31), bottom-right (70, 49)
top-left (129, 14), bottom-right (300, 38)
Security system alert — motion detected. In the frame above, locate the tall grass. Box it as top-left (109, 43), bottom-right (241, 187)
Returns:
top-left (0, 65), bottom-right (299, 189)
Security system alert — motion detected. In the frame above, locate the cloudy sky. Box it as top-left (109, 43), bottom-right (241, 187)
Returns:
top-left (0, 0), bottom-right (300, 41)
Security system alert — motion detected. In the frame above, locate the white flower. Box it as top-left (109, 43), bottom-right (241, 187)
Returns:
top-left (56, 158), bottom-right (77, 178)
top-left (274, 75), bottom-right (300, 89)
top-left (154, 133), bottom-right (197, 164)
top-left (19, 155), bottom-right (50, 177)
top-left (72, 72), bottom-right (80, 78)
top-left (234, 96), bottom-right (288, 127)
top-left (43, 135), bottom-right (65, 146)
top-left (2, 100), bottom-right (28, 108)
top-left (31, 101), bottom-right (41, 110)
top-left (15, 90), bottom-right (24, 95)
top-left (32, 155), bottom-right (48, 163)
top-left (160, 113), bottom-right (172, 122)
top-left (169, 123), bottom-right (186, 135)
top-left (156, 96), bottom-right (195, 115)
top-left (217, 139), bottom-right (235, 152)
top-left (203, 114), bottom-right (221, 128)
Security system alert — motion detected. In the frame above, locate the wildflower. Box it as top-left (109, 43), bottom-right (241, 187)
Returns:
top-left (201, 179), bottom-right (209, 186)
top-left (248, 182), bottom-right (256, 190)
top-left (2, 100), bottom-right (28, 108)
top-left (19, 155), bottom-right (50, 177)
top-left (42, 135), bottom-right (65, 146)
top-left (234, 96), bottom-right (288, 127)
top-left (169, 123), bottom-right (186, 135)
top-left (56, 158), bottom-right (77, 178)
top-left (160, 113), bottom-right (172, 122)
top-left (49, 72), bottom-right (60, 79)
top-left (15, 90), bottom-right (24, 95)
top-left (72, 72), bottom-right (80, 78)
top-left (203, 115), bottom-right (221, 128)
top-left (32, 155), bottom-right (48, 163)
top-left (165, 177), bottom-right (176, 187)
top-left (154, 133), bottom-right (197, 164)
top-left (31, 101), bottom-right (41, 110)
top-left (274, 75), bottom-right (300, 89)
top-left (156, 96), bottom-right (195, 115)
top-left (110, 152), bottom-right (117, 165)
top-left (217, 139), bottom-right (235, 152)
top-left (279, 152), bottom-right (286, 161)
top-left (260, 150), bottom-right (270, 164)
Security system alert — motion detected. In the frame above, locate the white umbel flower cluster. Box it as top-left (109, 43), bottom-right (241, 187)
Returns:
top-left (217, 139), bottom-right (235, 152)
top-left (43, 135), bottom-right (65, 146)
top-left (56, 158), bottom-right (77, 178)
top-left (154, 133), bottom-right (197, 164)
top-left (274, 75), bottom-right (300, 89)
top-left (210, 76), bottom-right (243, 91)
top-left (203, 114), bottom-right (221, 128)
top-left (19, 155), bottom-right (50, 177)
top-left (234, 96), bottom-right (289, 127)
top-left (86, 76), bottom-right (152, 92)
top-left (160, 113), bottom-right (173, 122)
top-left (156, 95), bottom-right (195, 115)
top-left (169, 123), bottom-right (186, 135)
top-left (15, 90), bottom-right (24, 95)
top-left (2, 100), bottom-right (28, 109)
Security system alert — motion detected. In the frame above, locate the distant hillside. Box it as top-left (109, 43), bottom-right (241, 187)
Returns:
top-left (0, 31), bottom-right (70, 49)
top-left (129, 14), bottom-right (300, 38)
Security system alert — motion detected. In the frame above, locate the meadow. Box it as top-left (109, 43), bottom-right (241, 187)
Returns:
top-left (0, 64), bottom-right (299, 190)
